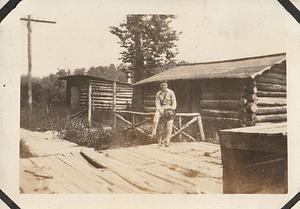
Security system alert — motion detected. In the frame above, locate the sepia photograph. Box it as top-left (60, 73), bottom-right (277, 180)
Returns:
top-left (1, 0), bottom-right (300, 208)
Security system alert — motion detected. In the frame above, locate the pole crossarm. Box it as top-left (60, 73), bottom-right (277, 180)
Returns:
top-left (20, 18), bottom-right (56, 24)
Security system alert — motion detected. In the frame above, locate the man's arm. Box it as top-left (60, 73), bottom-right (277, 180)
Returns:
top-left (155, 92), bottom-right (163, 112)
top-left (171, 90), bottom-right (177, 110)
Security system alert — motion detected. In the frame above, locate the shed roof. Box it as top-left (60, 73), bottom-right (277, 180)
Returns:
top-left (59, 73), bottom-right (130, 85)
top-left (134, 53), bottom-right (286, 86)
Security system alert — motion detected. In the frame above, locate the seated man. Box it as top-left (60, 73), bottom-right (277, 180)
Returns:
top-left (150, 81), bottom-right (177, 147)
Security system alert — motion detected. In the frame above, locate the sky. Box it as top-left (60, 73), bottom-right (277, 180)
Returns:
top-left (1, 0), bottom-right (300, 77)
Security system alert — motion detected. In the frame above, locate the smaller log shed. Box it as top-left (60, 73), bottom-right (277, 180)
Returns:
top-left (133, 53), bottom-right (287, 139)
top-left (59, 74), bottom-right (133, 124)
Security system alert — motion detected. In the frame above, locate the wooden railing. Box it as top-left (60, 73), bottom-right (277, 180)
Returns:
top-left (114, 110), bottom-right (205, 141)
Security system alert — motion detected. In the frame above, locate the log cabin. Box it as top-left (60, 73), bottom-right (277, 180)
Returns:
top-left (60, 73), bottom-right (133, 125)
top-left (133, 53), bottom-right (287, 139)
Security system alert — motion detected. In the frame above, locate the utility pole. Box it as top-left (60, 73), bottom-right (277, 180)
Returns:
top-left (20, 15), bottom-right (56, 112)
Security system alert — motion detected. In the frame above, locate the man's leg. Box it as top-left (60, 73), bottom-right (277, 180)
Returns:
top-left (164, 119), bottom-right (174, 147)
top-left (151, 110), bottom-right (161, 138)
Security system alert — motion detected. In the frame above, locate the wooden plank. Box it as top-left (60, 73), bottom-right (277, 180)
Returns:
top-left (30, 157), bottom-right (86, 193)
top-left (80, 149), bottom-right (184, 193)
top-left (147, 144), bottom-right (221, 165)
top-left (53, 154), bottom-right (122, 193)
top-left (126, 146), bottom-right (222, 179)
top-left (59, 153), bottom-right (136, 193)
top-left (20, 158), bottom-right (70, 194)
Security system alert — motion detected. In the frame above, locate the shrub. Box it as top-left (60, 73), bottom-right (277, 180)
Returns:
top-left (20, 139), bottom-right (36, 158)
top-left (20, 105), bottom-right (71, 132)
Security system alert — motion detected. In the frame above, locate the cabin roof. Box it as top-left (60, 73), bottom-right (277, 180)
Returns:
top-left (134, 53), bottom-right (286, 86)
top-left (59, 74), bottom-right (130, 85)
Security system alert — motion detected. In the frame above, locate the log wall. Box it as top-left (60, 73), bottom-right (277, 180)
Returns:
top-left (80, 79), bottom-right (133, 110)
top-left (198, 79), bottom-right (251, 137)
top-left (133, 60), bottom-right (286, 139)
top-left (254, 63), bottom-right (287, 124)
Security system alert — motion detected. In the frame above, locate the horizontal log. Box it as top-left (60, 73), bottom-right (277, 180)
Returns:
top-left (80, 97), bottom-right (131, 103)
top-left (201, 92), bottom-right (244, 100)
top-left (256, 83), bottom-right (286, 92)
top-left (91, 83), bottom-right (112, 87)
top-left (257, 76), bottom-right (286, 85)
top-left (81, 94), bottom-right (132, 100)
top-left (261, 72), bottom-right (286, 81)
top-left (255, 114), bottom-right (287, 123)
top-left (92, 82), bottom-right (132, 88)
top-left (81, 100), bottom-right (130, 105)
top-left (202, 116), bottom-right (242, 125)
top-left (94, 105), bottom-right (127, 110)
top-left (144, 107), bottom-right (156, 112)
top-left (271, 67), bottom-right (286, 75)
top-left (257, 91), bottom-right (286, 97)
top-left (144, 95), bottom-right (156, 100)
top-left (256, 106), bottom-right (287, 115)
top-left (80, 95), bottom-right (132, 101)
top-left (256, 97), bottom-right (286, 106)
top-left (90, 86), bottom-right (132, 90)
top-left (81, 94), bottom-right (131, 99)
top-left (200, 99), bottom-right (244, 110)
top-left (143, 100), bottom-right (155, 106)
top-left (200, 109), bottom-right (241, 118)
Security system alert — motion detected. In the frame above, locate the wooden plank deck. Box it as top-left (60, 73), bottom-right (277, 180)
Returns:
top-left (20, 129), bottom-right (222, 194)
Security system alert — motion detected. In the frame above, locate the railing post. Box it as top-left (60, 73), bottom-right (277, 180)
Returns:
top-left (112, 81), bottom-right (117, 129)
top-left (92, 91), bottom-right (95, 112)
top-left (87, 80), bottom-right (92, 127)
top-left (178, 116), bottom-right (182, 142)
top-left (132, 115), bottom-right (136, 131)
top-left (197, 114), bottom-right (205, 141)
